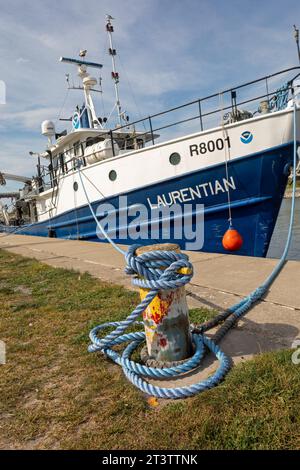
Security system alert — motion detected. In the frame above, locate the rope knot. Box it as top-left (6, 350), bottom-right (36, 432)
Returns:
top-left (124, 244), bottom-right (193, 291)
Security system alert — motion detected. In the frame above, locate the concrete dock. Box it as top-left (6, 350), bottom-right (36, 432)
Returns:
top-left (1, 233), bottom-right (300, 384)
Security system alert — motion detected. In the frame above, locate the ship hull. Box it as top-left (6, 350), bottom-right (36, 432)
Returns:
top-left (0, 142), bottom-right (294, 257)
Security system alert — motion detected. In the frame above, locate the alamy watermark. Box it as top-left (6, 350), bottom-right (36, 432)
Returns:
top-left (291, 338), bottom-right (300, 365)
top-left (0, 340), bottom-right (6, 365)
top-left (0, 80), bottom-right (6, 104)
top-left (95, 197), bottom-right (205, 250)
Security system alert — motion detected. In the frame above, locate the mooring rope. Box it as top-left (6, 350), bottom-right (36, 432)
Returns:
top-left (88, 246), bottom-right (232, 399)
top-left (81, 102), bottom-right (297, 398)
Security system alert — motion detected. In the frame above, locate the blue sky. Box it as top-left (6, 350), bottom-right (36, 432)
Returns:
top-left (0, 0), bottom-right (300, 192)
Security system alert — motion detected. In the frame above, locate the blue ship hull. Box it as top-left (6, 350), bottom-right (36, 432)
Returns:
top-left (1, 143), bottom-right (294, 257)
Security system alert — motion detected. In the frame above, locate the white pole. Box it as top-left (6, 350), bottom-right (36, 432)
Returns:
top-left (83, 87), bottom-right (93, 127)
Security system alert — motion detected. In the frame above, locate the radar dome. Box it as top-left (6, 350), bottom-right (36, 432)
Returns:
top-left (83, 76), bottom-right (97, 88)
top-left (41, 120), bottom-right (56, 137)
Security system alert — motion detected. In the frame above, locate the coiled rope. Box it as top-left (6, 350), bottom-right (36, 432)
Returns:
top-left (79, 103), bottom-right (298, 399)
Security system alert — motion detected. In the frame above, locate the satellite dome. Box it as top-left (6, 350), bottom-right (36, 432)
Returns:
top-left (41, 120), bottom-right (56, 137)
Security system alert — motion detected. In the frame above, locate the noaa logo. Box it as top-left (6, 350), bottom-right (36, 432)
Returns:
top-left (72, 112), bottom-right (80, 130)
top-left (240, 131), bottom-right (253, 144)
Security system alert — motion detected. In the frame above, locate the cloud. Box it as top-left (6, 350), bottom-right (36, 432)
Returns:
top-left (1, 107), bottom-right (60, 131)
top-left (0, 0), bottom-right (300, 180)
top-left (16, 57), bottom-right (29, 64)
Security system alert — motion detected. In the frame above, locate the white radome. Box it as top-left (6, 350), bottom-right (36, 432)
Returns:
top-left (41, 120), bottom-right (56, 137)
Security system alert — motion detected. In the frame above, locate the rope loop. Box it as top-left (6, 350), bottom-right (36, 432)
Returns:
top-left (124, 244), bottom-right (193, 290)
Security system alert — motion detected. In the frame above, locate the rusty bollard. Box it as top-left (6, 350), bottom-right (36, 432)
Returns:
top-left (136, 244), bottom-right (193, 363)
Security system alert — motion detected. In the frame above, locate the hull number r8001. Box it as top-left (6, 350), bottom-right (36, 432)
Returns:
top-left (189, 137), bottom-right (231, 156)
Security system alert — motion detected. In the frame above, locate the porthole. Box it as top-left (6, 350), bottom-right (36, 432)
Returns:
top-left (73, 181), bottom-right (78, 191)
top-left (169, 152), bottom-right (181, 165)
top-left (109, 170), bottom-right (117, 181)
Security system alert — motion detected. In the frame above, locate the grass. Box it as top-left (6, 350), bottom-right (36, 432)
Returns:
top-left (0, 249), bottom-right (300, 450)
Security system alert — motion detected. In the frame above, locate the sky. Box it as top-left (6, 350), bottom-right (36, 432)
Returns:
top-left (0, 0), bottom-right (300, 193)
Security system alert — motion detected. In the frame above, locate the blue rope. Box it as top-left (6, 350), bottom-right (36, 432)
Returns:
top-left (82, 103), bottom-right (298, 399)
top-left (223, 102), bottom-right (298, 323)
top-left (87, 246), bottom-right (232, 398)
top-left (78, 170), bottom-right (126, 256)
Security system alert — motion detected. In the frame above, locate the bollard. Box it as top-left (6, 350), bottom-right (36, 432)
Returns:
top-left (136, 243), bottom-right (193, 363)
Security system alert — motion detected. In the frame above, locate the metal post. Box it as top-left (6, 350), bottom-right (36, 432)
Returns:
top-left (198, 100), bottom-right (203, 131)
top-left (136, 243), bottom-right (193, 363)
top-left (265, 77), bottom-right (270, 99)
top-left (46, 150), bottom-right (55, 188)
top-left (36, 156), bottom-right (43, 193)
top-left (37, 156), bottom-right (41, 180)
top-left (110, 130), bottom-right (115, 156)
top-left (231, 90), bottom-right (237, 116)
top-left (148, 116), bottom-right (155, 145)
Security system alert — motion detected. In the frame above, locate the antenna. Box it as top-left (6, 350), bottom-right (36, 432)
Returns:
top-left (293, 25), bottom-right (300, 64)
top-left (59, 57), bottom-right (103, 69)
top-left (106, 15), bottom-right (123, 126)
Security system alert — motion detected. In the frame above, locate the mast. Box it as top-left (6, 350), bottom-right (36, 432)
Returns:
top-left (106, 15), bottom-right (123, 126)
top-left (78, 63), bottom-right (98, 128)
top-left (59, 56), bottom-right (103, 129)
top-left (293, 25), bottom-right (300, 64)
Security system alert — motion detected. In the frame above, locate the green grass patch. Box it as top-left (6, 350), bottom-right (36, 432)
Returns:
top-left (189, 307), bottom-right (218, 324)
top-left (0, 249), bottom-right (299, 450)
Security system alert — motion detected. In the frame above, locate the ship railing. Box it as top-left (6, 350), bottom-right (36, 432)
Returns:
top-left (36, 67), bottom-right (300, 192)
top-left (108, 66), bottom-right (300, 150)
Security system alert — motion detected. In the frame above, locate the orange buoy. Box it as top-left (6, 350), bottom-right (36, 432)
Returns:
top-left (222, 227), bottom-right (243, 251)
